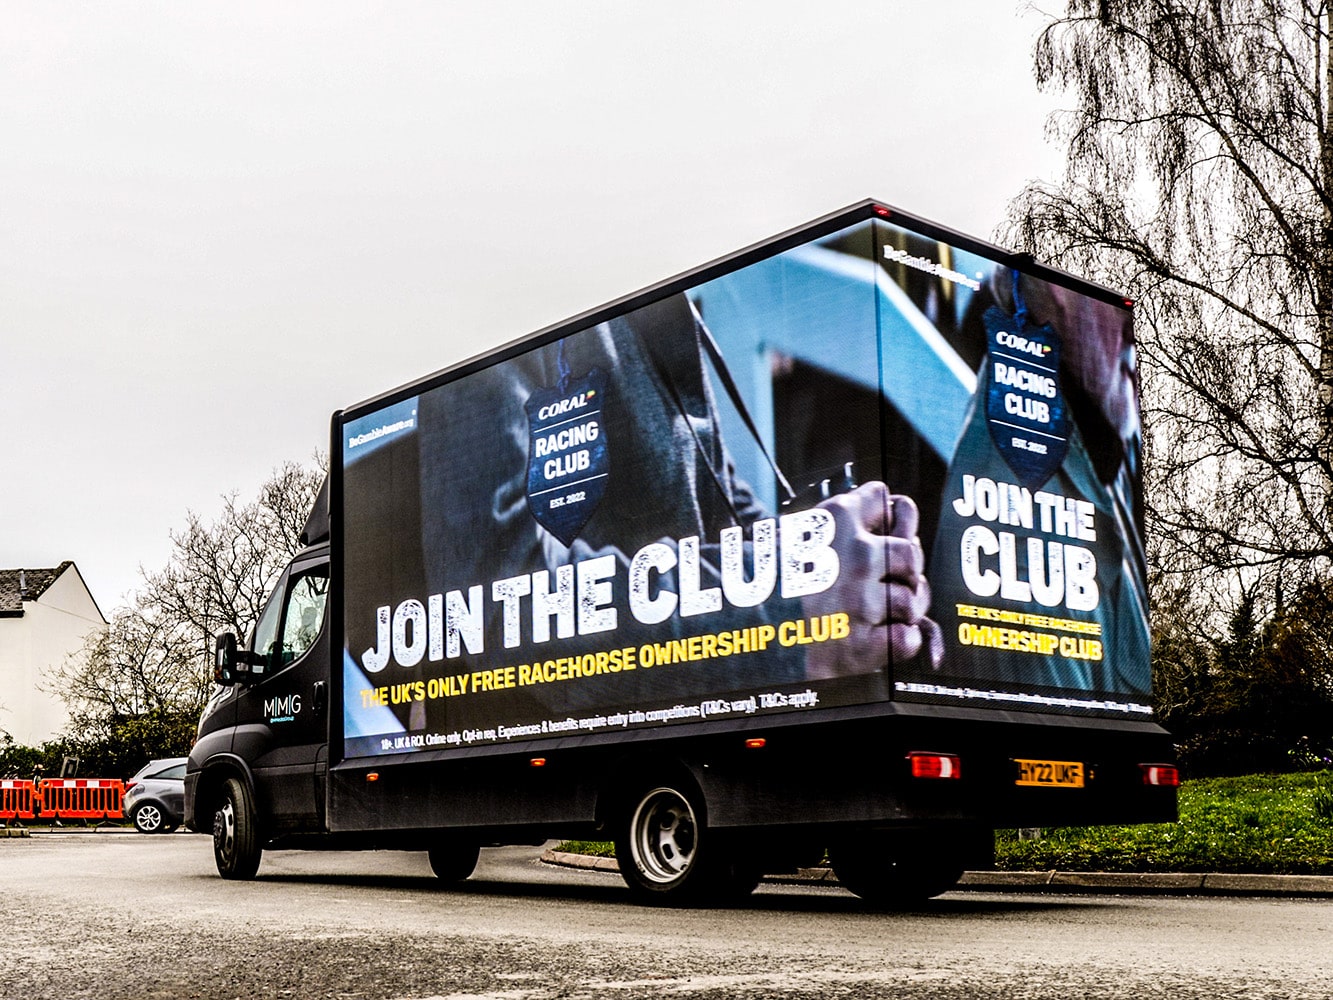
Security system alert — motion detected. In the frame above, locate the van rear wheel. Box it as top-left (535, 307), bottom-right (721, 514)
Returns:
top-left (427, 838), bottom-right (480, 882)
top-left (614, 782), bottom-right (757, 905)
top-left (830, 828), bottom-right (974, 906)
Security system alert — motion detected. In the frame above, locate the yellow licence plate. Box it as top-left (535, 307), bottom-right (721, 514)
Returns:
top-left (1014, 758), bottom-right (1085, 788)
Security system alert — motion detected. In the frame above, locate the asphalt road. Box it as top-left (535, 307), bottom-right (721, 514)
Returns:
top-left (2, 832), bottom-right (1331, 999)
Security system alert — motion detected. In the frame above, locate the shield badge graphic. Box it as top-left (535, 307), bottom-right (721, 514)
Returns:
top-left (525, 367), bottom-right (609, 546)
top-left (982, 305), bottom-right (1070, 489)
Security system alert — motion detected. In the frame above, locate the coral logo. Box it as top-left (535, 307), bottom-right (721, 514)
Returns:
top-left (995, 331), bottom-right (1051, 358)
top-left (536, 390), bottom-right (596, 421)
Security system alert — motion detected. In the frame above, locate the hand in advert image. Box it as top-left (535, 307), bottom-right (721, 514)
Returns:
top-left (801, 481), bottom-right (942, 679)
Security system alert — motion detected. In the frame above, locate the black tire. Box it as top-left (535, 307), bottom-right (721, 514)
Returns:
top-left (712, 855), bottom-right (763, 901)
top-left (213, 777), bottom-right (262, 880)
top-left (614, 782), bottom-right (756, 905)
top-left (427, 838), bottom-right (480, 882)
top-left (830, 828), bottom-right (968, 906)
top-left (131, 802), bottom-right (165, 834)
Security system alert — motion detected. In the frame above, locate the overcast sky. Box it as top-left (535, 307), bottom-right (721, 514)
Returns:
top-left (2, 2), bottom-right (1066, 614)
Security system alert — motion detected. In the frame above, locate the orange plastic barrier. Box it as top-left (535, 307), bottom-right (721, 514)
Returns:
top-left (1, 780), bottom-right (38, 820)
top-left (37, 778), bottom-right (124, 820)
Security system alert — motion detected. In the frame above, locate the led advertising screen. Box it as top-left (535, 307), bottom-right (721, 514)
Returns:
top-left (339, 210), bottom-right (1149, 758)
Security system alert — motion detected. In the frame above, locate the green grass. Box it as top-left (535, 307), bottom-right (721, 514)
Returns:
top-left (554, 839), bottom-right (615, 858)
top-left (996, 770), bottom-right (1333, 875)
top-left (555, 771), bottom-right (1333, 875)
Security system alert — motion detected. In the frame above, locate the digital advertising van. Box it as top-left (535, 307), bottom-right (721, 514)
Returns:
top-left (187, 200), bottom-right (1176, 905)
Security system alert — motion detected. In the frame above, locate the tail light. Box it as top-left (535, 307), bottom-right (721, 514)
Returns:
top-left (1140, 764), bottom-right (1179, 787)
top-left (908, 752), bottom-right (962, 780)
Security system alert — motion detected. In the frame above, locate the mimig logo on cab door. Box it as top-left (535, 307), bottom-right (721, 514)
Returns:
top-left (264, 693), bottom-right (301, 723)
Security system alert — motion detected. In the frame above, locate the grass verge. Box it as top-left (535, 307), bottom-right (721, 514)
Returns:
top-left (997, 770), bottom-right (1333, 874)
top-left (553, 839), bottom-right (615, 858)
top-left (555, 771), bottom-right (1333, 874)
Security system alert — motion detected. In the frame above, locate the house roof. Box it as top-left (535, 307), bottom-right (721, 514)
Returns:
top-left (0, 562), bottom-right (74, 616)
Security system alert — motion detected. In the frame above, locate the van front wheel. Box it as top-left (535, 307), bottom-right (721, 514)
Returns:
top-left (213, 777), bottom-right (262, 880)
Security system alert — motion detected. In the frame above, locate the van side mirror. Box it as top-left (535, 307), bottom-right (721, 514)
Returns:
top-left (214, 633), bottom-right (241, 685)
top-left (214, 633), bottom-right (265, 685)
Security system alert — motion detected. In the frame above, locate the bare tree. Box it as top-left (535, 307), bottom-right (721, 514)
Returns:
top-left (50, 457), bottom-right (326, 731)
top-left (53, 600), bottom-right (206, 719)
top-left (144, 458), bottom-right (325, 647)
top-left (1003, 1), bottom-right (1333, 604)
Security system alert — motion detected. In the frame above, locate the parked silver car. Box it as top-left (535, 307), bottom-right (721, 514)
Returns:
top-left (124, 757), bottom-right (187, 833)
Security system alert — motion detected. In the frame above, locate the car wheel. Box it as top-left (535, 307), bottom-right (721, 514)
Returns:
top-left (132, 803), bottom-right (165, 834)
top-left (213, 777), bottom-right (262, 879)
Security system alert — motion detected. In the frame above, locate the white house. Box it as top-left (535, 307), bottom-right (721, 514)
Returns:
top-left (0, 562), bottom-right (106, 746)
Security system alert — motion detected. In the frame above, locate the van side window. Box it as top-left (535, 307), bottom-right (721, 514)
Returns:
top-left (279, 567), bottom-right (329, 666)
top-left (250, 583), bottom-right (286, 676)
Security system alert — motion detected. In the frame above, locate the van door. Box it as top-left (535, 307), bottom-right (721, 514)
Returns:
top-left (232, 552), bottom-right (330, 834)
